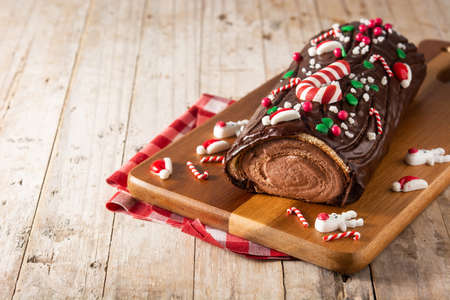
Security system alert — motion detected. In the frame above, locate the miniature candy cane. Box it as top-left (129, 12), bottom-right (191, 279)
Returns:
top-left (296, 60), bottom-right (351, 104)
top-left (369, 107), bottom-right (383, 134)
top-left (311, 26), bottom-right (341, 45)
top-left (369, 54), bottom-right (393, 77)
top-left (270, 78), bottom-right (302, 97)
top-left (323, 230), bottom-right (361, 241)
top-left (186, 161), bottom-right (208, 180)
top-left (286, 207), bottom-right (309, 228)
top-left (200, 156), bottom-right (225, 164)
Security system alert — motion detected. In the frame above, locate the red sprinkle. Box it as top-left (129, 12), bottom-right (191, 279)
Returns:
top-left (331, 125), bottom-right (341, 136)
top-left (408, 147), bottom-right (418, 154)
top-left (292, 52), bottom-right (302, 62)
top-left (373, 27), bottom-right (382, 36)
top-left (355, 33), bottom-right (363, 42)
top-left (375, 17), bottom-right (383, 26)
top-left (384, 23), bottom-right (392, 30)
top-left (333, 47), bottom-right (342, 58)
top-left (362, 36), bottom-right (371, 45)
top-left (302, 101), bottom-right (313, 112)
top-left (358, 24), bottom-right (367, 33)
top-left (368, 19), bottom-right (376, 28)
top-left (216, 121), bottom-right (226, 127)
top-left (337, 110), bottom-right (348, 120)
top-left (261, 97), bottom-right (271, 108)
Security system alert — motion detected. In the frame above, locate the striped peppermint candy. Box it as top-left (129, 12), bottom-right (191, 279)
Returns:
top-left (323, 230), bottom-right (361, 241)
top-left (186, 161), bottom-right (208, 180)
top-left (295, 60), bottom-right (351, 104)
top-left (286, 207), bottom-right (309, 228)
top-left (200, 155), bottom-right (225, 164)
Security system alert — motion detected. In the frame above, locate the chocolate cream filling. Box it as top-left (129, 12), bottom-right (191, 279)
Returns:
top-left (228, 136), bottom-right (348, 203)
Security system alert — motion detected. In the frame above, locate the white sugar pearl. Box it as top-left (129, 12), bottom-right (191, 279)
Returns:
top-left (359, 42), bottom-right (365, 48)
top-left (352, 47), bottom-right (360, 55)
top-left (367, 132), bottom-right (376, 140)
top-left (381, 76), bottom-right (388, 85)
top-left (309, 58), bottom-right (315, 65)
top-left (350, 88), bottom-right (357, 94)
top-left (360, 77), bottom-right (367, 84)
top-left (302, 67), bottom-right (306, 73)
top-left (365, 85), bottom-right (370, 91)
top-left (308, 47), bottom-right (316, 56)
top-left (377, 36), bottom-right (385, 42)
top-left (329, 105), bottom-right (338, 113)
top-left (363, 93), bottom-right (370, 102)
top-left (315, 63), bottom-right (321, 69)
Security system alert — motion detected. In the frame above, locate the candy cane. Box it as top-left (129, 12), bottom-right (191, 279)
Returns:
top-left (323, 230), bottom-right (361, 241)
top-left (369, 54), bottom-right (393, 77)
top-left (296, 60), bottom-right (351, 104)
top-left (311, 27), bottom-right (341, 45)
top-left (186, 161), bottom-right (208, 180)
top-left (200, 156), bottom-right (225, 164)
top-left (369, 107), bottom-right (383, 135)
top-left (270, 78), bottom-right (302, 97)
top-left (286, 207), bottom-right (309, 228)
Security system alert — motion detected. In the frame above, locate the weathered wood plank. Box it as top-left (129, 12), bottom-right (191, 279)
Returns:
top-left (193, 1), bottom-right (284, 299)
top-left (0, 1), bottom-right (90, 298)
top-left (103, 0), bottom-right (203, 298)
top-left (12, 0), bottom-right (145, 298)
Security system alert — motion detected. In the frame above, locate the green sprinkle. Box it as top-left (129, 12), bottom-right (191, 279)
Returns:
top-left (346, 94), bottom-right (358, 106)
top-left (363, 60), bottom-right (374, 69)
top-left (340, 25), bottom-right (354, 32)
top-left (341, 47), bottom-right (347, 58)
top-left (370, 84), bottom-right (379, 92)
top-left (397, 48), bottom-right (406, 59)
top-left (321, 117), bottom-right (333, 128)
top-left (282, 70), bottom-right (294, 79)
top-left (267, 106), bottom-right (278, 114)
top-left (316, 123), bottom-right (329, 134)
top-left (351, 80), bottom-right (363, 89)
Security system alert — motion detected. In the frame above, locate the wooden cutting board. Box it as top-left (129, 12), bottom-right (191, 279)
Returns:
top-left (128, 41), bottom-right (450, 274)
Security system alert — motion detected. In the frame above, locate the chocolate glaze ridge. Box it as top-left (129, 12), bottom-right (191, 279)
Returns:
top-left (225, 21), bottom-right (426, 206)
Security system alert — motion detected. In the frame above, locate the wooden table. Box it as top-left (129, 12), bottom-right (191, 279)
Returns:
top-left (0, 0), bottom-right (448, 299)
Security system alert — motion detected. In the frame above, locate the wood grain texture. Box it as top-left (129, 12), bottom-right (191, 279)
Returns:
top-left (12, 0), bottom-right (144, 298)
top-left (103, 0), bottom-right (200, 298)
top-left (0, 1), bottom-right (90, 298)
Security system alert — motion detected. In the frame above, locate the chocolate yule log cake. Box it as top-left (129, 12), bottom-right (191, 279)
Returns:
top-left (225, 19), bottom-right (426, 206)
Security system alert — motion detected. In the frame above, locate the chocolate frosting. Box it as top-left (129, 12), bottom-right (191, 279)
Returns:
top-left (225, 20), bottom-right (426, 206)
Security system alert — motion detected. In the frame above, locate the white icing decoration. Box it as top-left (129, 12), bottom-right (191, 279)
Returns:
top-left (360, 77), bottom-right (367, 84)
top-left (363, 93), bottom-right (370, 102)
top-left (367, 76), bottom-right (374, 83)
top-left (367, 132), bottom-right (376, 140)
top-left (350, 88), bottom-right (357, 94)
top-left (213, 120), bottom-right (249, 138)
top-left (364, 85), bottom-right (370, 91)
top-left (308, 47), bottom-right (317, 57)
top-left (314, 210), bottom-right (364, 233)
top-left (381, 76), bottom-right (388, 85)
top-left (329, 105), bottom-right (338, 113)
top-left (341, 123), bottom-right (348, 130)
top-left (348, 117), bottom-right (355, 125)
top-left (392, 177), bottom-right (428, 192)
top-left (405, 148), bottom-right (450, 166)
top-left (345, 131), bottom-right (354, 138)
top-left (261, 116), bottom-right (270, 126)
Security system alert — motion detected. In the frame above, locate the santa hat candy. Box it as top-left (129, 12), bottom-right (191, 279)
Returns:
top-left (316, 40), bottom-right (343, 55)
top-left (196, 139), bottom-right (230, 155)
top-left (263, 108), bottom-right (300, 126)
top-left (150, 157), bottom-right (172, 180)
top-left (393, 62), bottom-right (412, 88)
top-left (392, 176), bottom-right (428, 192)
top-left (213, 119), bottom-right (248, 139)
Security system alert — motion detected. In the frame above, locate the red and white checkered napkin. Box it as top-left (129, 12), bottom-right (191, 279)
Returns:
top-left (106, 94), bottom-right (291, 260)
